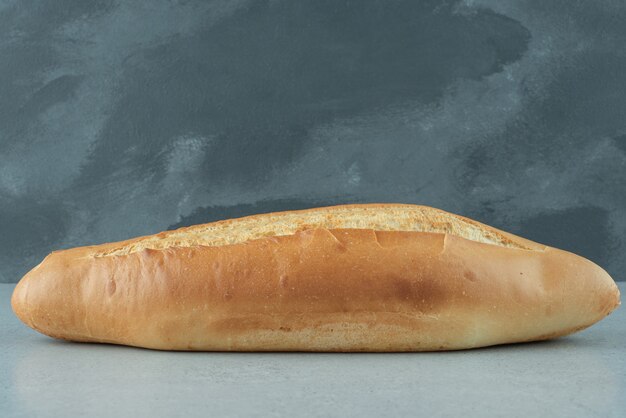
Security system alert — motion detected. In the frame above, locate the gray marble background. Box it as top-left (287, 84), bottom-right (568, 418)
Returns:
top-left (1, 0), bottom-right (625, 283)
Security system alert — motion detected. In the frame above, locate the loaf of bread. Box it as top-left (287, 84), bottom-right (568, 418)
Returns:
top-left (12, 204), bottom-right (620, 351)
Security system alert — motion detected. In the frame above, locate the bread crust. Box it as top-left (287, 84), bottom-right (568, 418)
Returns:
top-left (11, 204), bottom-right (620, 351)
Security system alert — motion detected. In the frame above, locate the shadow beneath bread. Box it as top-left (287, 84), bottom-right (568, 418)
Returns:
top-left (37, 334), bottom-right (597, 355)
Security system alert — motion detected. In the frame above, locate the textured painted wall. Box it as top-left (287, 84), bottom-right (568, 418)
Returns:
top-left (1, 0), bottom-right (625, 283)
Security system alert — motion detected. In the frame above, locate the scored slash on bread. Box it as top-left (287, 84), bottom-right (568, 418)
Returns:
top-left (92, 203), bottom-right (537, 257)
top-left (12, 204), bottom-right (620, 351)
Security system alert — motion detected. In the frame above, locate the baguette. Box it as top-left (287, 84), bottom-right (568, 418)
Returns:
top-left (11, 204), bottom-right (620, 351)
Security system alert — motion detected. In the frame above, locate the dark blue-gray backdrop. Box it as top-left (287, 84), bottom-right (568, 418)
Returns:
top-left (1, 0), bottom-right (625, 283)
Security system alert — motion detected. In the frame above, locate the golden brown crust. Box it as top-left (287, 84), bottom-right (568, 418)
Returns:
top-left (11, 204), bottom-right (620, 351)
